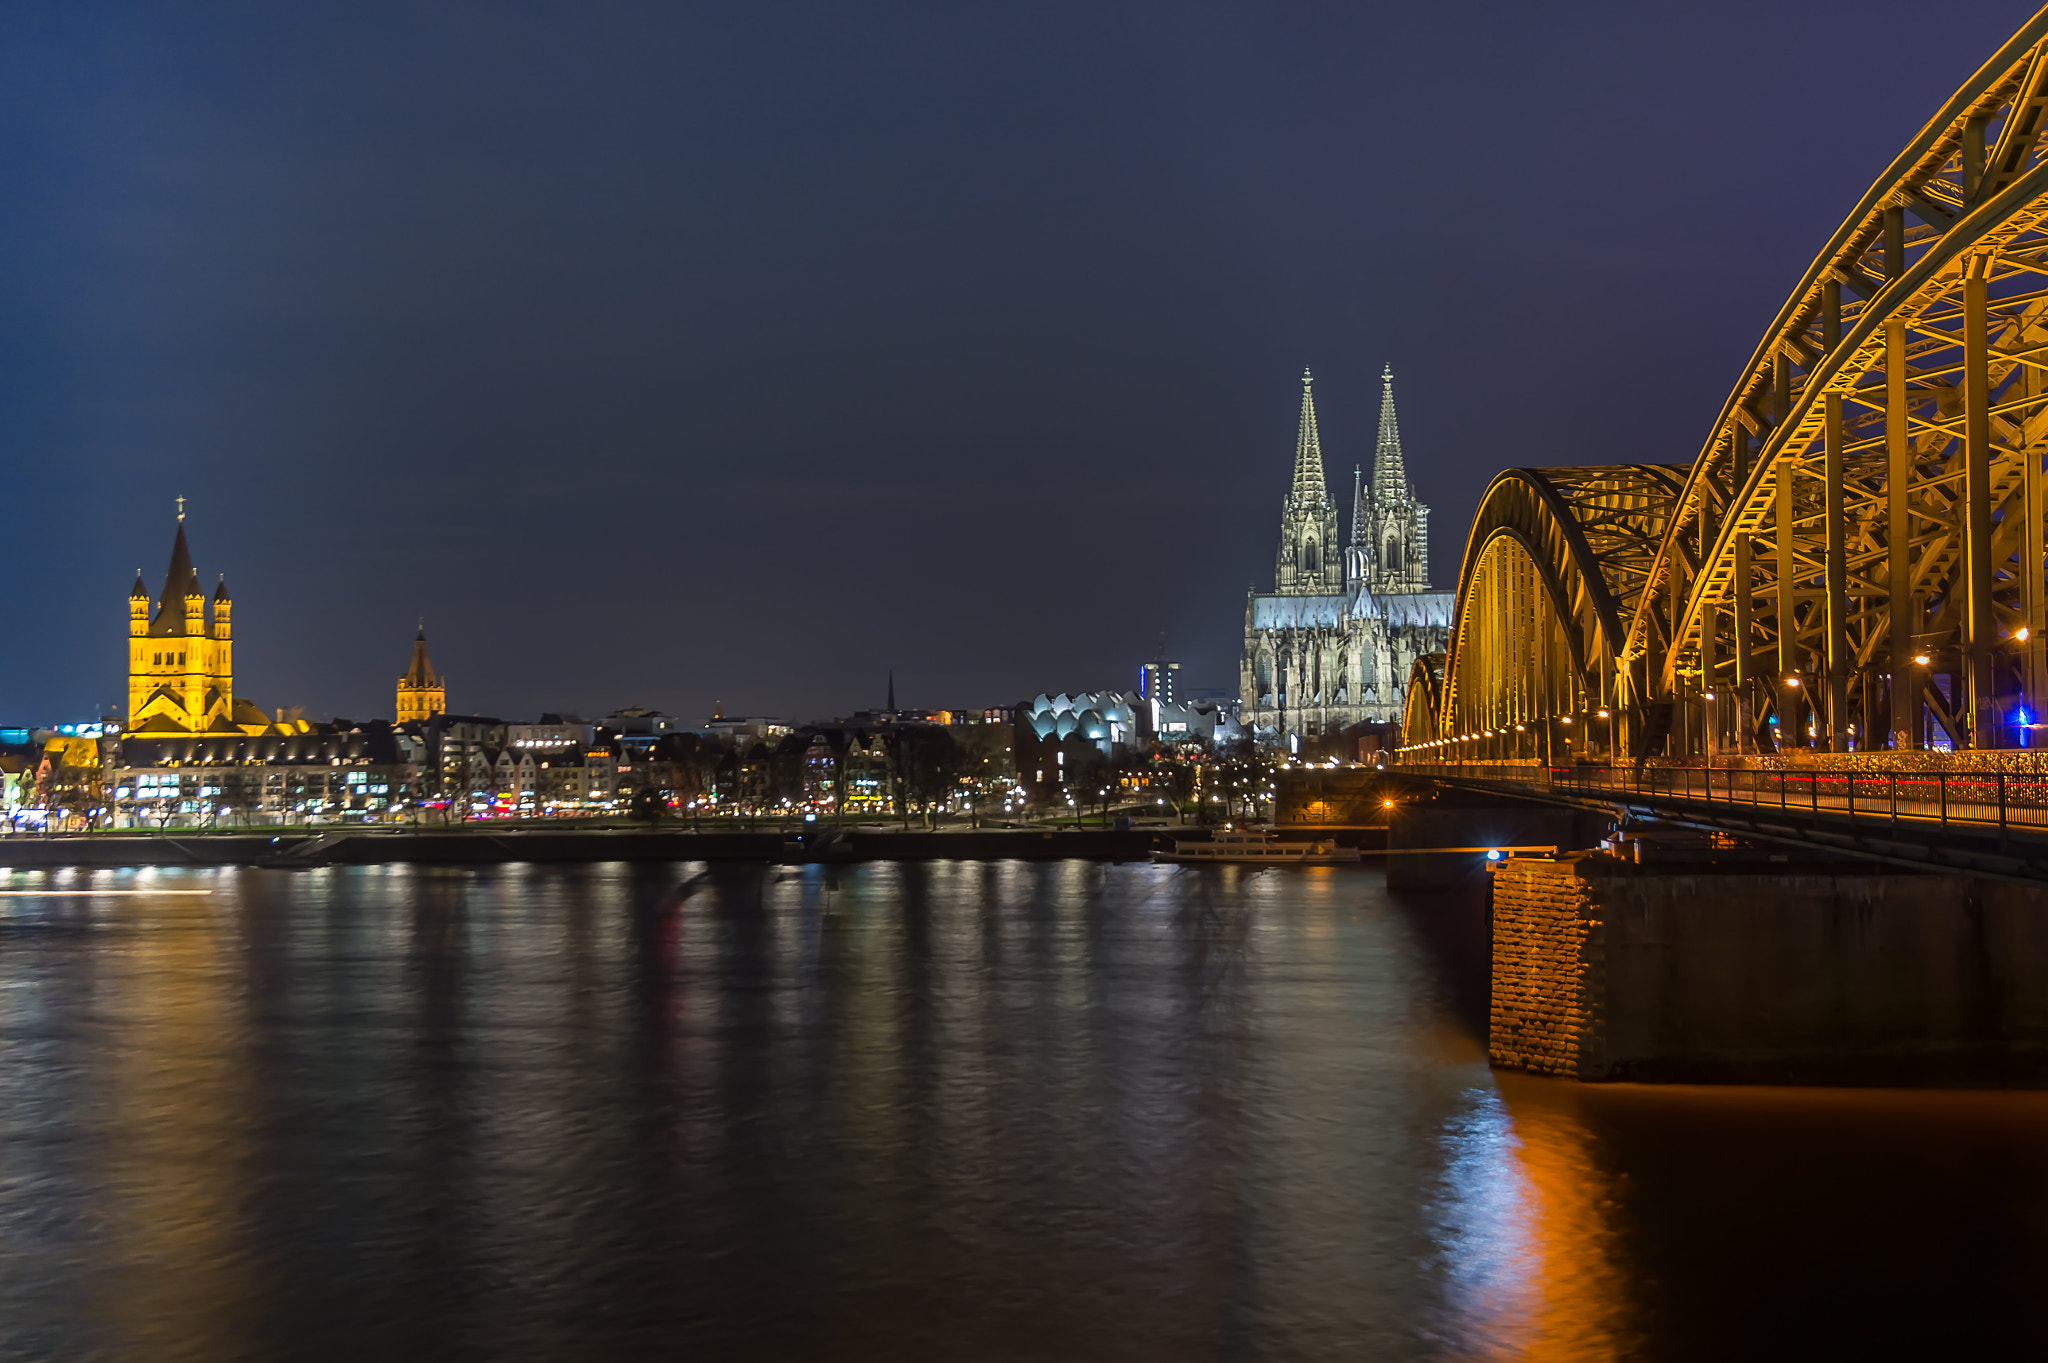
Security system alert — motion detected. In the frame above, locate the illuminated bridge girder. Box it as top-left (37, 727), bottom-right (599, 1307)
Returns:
top-left (1409, 7), bottom-right (2048, 763)
top-left (1417, 466), bottom-right (1684, 761)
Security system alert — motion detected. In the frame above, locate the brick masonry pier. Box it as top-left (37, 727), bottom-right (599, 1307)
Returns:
top-left (1489, 853), bottom-right (2048, 1086)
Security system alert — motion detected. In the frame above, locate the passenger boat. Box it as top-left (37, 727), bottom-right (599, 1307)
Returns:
top-left (1151, 827), bottom-right (1360, 865)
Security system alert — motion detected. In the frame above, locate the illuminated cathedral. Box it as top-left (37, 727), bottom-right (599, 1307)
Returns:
top-left (1239, 369), bottom-right (1452, 744)
top-left (126, 506), bottom-right (272, 736)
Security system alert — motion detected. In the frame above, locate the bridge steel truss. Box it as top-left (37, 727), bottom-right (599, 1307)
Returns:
top-left (1410, 8), bottom-right (2048, 762)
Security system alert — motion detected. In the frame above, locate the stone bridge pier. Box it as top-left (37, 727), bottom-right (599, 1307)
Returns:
top-left (1489, 852), bottom-right (2048, 1086)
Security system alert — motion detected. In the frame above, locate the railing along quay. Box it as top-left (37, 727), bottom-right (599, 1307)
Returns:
top-left (1399, 762), bottom-right (2048, 838)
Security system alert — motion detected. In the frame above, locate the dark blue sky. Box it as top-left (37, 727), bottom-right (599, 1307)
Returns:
top-left (0, 1), bottom-right (2024, 723)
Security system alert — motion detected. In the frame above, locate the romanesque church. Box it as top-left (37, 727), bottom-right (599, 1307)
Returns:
top-left (1240, 368), bottom-right (1452, 745)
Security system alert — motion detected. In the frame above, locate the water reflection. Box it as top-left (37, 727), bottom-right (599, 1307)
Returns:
top-left (1, 862), bottom-right (2047, 1359)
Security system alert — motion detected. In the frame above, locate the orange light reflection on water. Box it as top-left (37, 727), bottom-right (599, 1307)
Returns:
top-left (1421, 1067), bottom-right (1639, 1361)
top-left (96, 877), bottom-right (254, 1360)
top-left (1485, 1071), bottom-right (1642, 1361)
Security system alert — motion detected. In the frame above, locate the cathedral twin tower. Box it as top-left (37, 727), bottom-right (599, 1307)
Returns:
top-left (1241, 368), bottom-right (1451, 743)
top-left (1273, 367), bottom-right (1431, 596)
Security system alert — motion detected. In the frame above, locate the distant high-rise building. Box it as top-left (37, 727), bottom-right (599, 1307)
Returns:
top-left (1240, 368), bottom-right (1451, 743)
top-left (1139, 660), bottom-right (1180, 704)
top-left (396, 629), bottom-right (446, 724)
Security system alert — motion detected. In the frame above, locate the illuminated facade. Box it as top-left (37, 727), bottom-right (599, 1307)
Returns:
top-left (127, 511), bottom-right (269, 736)
top-left (396, 629), bottom-right (446, 723)
top-left (1241, 370), bottom-right (1451, 742)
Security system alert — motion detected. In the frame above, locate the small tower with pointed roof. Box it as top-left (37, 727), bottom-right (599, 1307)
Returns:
top-left (396, 627), bottom-right (446, 724)
top-left (129, 570), bottom-right (149, 637)
top-left (1273, 369), bottom-right (1342, 594)
top-left (1345, 464), bottom-right (1371, 589)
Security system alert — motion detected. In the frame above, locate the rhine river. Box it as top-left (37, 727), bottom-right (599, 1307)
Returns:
top-left (3, 859), bottom-right (2046, 1360)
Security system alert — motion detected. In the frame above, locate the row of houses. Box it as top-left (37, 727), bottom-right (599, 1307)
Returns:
top-left (4, 707), bottom-right (1030, 829)
top-left (6, 689), bottom-right (1271, 831)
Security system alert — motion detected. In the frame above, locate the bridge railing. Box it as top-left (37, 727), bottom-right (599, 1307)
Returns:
top-left (1400, 763), bottom-right (2048, 837)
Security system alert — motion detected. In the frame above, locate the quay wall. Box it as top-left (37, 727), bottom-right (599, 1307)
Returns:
top-left (0, 826), bottom-right (1328, 868)
top-left (1490, 854), bottom-right (2048, 1086)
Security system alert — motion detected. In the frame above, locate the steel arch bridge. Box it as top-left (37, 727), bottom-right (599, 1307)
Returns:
top-left (1405, 8), bottom-right (2048, 767)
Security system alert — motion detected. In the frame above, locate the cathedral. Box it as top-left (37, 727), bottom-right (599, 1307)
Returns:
top-left (1240, 368), bottom-right (1452, 745)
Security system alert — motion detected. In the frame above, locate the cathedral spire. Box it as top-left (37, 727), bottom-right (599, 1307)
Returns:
top-left (1349, 464), bottom-right (1367, 548)
top-left (1292, 369), bottom-right (1328, 502)
top-left (1373, 365), bottom-right (1408, 504)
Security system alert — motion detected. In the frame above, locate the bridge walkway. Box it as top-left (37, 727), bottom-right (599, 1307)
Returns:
top-left (1400, 761), bottom-right (2048, 885)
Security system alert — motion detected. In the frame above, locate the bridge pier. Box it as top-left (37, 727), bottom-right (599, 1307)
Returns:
top-left (1489, 852), bottom-right (2048, 1086)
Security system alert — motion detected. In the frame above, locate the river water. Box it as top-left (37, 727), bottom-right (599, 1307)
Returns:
top-left (2, 860), bottom-right (2045, 1360)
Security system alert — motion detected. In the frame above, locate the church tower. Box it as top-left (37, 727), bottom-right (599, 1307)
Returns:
top-left (1366, 366), bottom-right (1432, 593)
top-left (127, 503), bottom-right (236, 733)
top-left (1273, 370), bottom-right (1342, 595)
top-left (396, 628), bottom-right (446, 724)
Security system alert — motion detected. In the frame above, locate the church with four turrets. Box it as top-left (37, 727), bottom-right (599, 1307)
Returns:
top-left (1240, 368), bottom-right (1452, 746)
top-left (126, 507), bottom-right (274, 736)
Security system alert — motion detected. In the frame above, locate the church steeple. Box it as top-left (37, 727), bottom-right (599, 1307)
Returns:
top-left (1272, 369), bottom-right (1343, 595)
top-left (127, 504), bottom-right (235, 734)
top-left (1372, 365), bottom-right (1408, 505)
top-left (1363, 365), bottom-right (1432, 593)
top-left (1292, 369), bottom-right (1328, 501)
top-left (396, 625), bottom-right (446, 724)
top-left (151, 518), bottom-right (199, 637)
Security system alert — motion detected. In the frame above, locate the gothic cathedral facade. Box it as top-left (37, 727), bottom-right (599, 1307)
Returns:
top-left (1240, 368), bottom-right (1452, 745)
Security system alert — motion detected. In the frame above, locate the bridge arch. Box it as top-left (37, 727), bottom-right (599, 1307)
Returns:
top-left (1414, 466), bottom-right (1683, 760)
top-left (1624, 8), bottom-right (2048, 754)
top-left (1401, 653), bottom-right (1443, 748)
top-left (1409, 7), bottom-right (2048, 762)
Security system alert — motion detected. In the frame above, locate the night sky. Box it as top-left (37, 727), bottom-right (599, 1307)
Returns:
top-left (0, 2), bottom-right (2024, 725)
